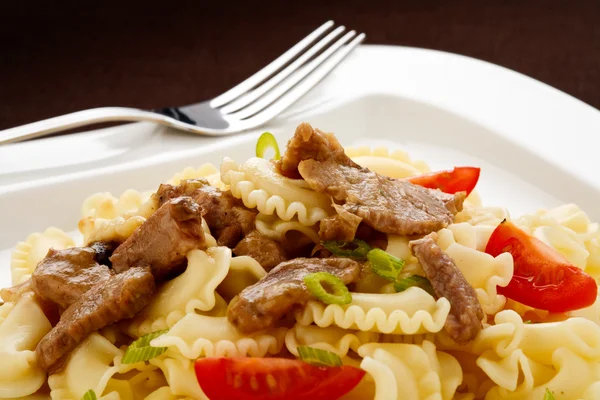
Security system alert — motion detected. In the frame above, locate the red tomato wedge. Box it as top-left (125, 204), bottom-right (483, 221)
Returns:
top-left (194, 357), bottom-right (365, 400)
top-left (408, 166), bottom-right (480, 195)
top-left (485, 220), bottom-right (597, 312)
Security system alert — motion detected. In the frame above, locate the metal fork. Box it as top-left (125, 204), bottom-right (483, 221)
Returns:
top-left (0, 21), bottom-right (365, 145)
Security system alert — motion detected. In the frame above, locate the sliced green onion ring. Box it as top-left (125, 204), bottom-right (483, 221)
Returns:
top-left (81, 390), bottom-right (98, 400)
top-left (304, 272), bottom-right (352, 305)
top-left (394, 275), bottom-right (435, 297)
top-left (544, 389), bottom-right (555, 400)
top-left (367, 248), bottom-right (405, 281)
top-left (122, 330), bottom-right (169, 364)
top-left (297, 345), bottom-right (342, 367)
top-left (256, 132), bottom-right (281, 160)
top-left (322, 239), bottom-right (372, 260)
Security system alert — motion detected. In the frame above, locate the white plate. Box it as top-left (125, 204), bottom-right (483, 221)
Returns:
top-left (1, 44), bottom-right (599, 289)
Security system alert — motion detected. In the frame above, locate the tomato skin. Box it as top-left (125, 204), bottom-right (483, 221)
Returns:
top-left (408, 166), bottom-right (480, 195)
top-left (194, 357), bottom-right (366, 400)
top-left (485, 220), bottom-right (597, 313)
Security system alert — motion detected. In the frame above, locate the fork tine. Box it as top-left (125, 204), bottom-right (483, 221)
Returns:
top-left (242, 33), bottom-right (366, 128)
top-left (228, 31), bottom-right (360, 120)
top-left (219, 25), bottom-right (347, 115)
top-left (210, 21), bottom-right (335, 109)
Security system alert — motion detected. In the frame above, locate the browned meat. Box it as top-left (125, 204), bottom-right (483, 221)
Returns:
top-left (409, 233), bottom-right (483, 344)
top-left (319, 205), bottom-right (362, 242)
top-left (276, 122), bottom-right (360, 179)
top-left (36, 266), bottom-right (155, 372)
top-left (194, 186), bottom-right (256, 247)
top-left (155, 179), bottom-right (208, 206)
top-left (110, 197), bottom-right (206, 281)
top-left (299, 160), bottom-right (465, 236)
top-left (31, 247), bottom-right (114, 309)
top-left (228, 258), bottom-right (362, 333)
top-left (355, 224), bottom-right (388, 251)
top-left (156, 179), bottom-right (256, 248)
top-left (233, 231), bottom-right (287, 271)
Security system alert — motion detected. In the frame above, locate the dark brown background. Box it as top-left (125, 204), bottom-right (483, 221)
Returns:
top-left (1, 0), bottom-right (599, 130)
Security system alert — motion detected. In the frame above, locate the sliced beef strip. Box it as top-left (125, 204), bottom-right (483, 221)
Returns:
top-left (409, 233), bottom-right (483, 345)
top-left (233, 231), bottom-right (287, 271)
top-left (156, 179), bottom-right (257, 248)
top-left (110, 196), bottom-right (206, 281)
top-left (299, 160), bottom-right (466, 236)
top-left (31, 247), bottom-right (114, 309)
top-left (228, 258), bottom-right (362, 334)
top-left (276, 122), bottom-right (360, 179)
top-left (36, 266), bottom-right (155, 373)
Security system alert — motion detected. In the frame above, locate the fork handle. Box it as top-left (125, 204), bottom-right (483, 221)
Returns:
top-left (0, 107), bottom-right (174, 145)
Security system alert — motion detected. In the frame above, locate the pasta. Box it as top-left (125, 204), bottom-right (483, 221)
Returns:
top-left (295, 288), bottom-right (451, 335)
top-left (220, 157), bottom-right (333, 226)
top-left (124, 246), bottom-right (229, 338)
top-left (0, 294), bottom-right (51, 399)
top-left (1, 128), bottom-right (599, 400)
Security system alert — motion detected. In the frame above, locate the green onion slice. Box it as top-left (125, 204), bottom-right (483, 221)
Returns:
top-left (256, 132), bottom-right (281, 160)
top-left (367, 248), bottom-right (405, 281)
top-left (297, 345), bottom-right (342, 367)
top-left (394, 275), bottom-right (435, 297)
top-left (322, 239), bottom-right (372, 260)
top-left (304, 272), bottom-right (352, 305)
top-left (81, 390), bottom-right (98, 400)
top-left (121, 330), bottom-right (169, 364)
top-left (544, 389), bottom-right (555, 400)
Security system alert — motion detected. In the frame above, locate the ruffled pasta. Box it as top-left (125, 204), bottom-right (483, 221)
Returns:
top-left (436, 223), bottom-right (514, 315)
top-left (10, 227), bottom-right (75, 285)
top-left (221, 157), bottom-right (333, 226)
top-left (49, 333), bottom-right (164, 400)
top-left (433, 309), bottom-right (600, 398)
top-left (81, 189), bottom-right (153, 220)
top-left (149, 353), bottom-right (206, 399)
top-left (285, 324), bottom-right (380, 357)
top-left (516, 204), bottom-right (600, 275)
top-left (166, 163), bottom-right (225, 190)
top-left (344, 146), bottom-right (430, 177)
top-left (79, 215), bottom-right (146, 245)
top-left (151, 314), bottom-right (287, 359)
top-left (125, 246), bottom-right (229, 338)
top-left (217, 255), bottom-right (266, 302)
top-left (254, 212), bottom-right (320, 244)
top-left (357, 341), bottom-right (462, 400)
top-left (0, 295), bottom-right (51, 399)
top-left (295, 287), bottom-right (450, 335)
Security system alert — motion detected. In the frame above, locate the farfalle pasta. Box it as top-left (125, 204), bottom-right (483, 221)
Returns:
top-left (1, 124), bottom-right (599, 400)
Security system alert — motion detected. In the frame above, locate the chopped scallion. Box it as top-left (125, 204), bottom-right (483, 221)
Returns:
top-left (367, 248), bottom-right (405, 281)
top-left (297, 345), bottom-right (342, 367)
top-left (304, 272), bottom-right (352, 305)
top-left (81, 390), bottom-right (98, 400)
top-left (256, 132), bottom-right (281, 160)
top-left (322, 239), bottom-right (372, 260)
top-left (544, 388), bottom-right (555, 400)
top-left (394, 275), bottom-right (435, 297)
top-left (121, 330), bottom-right (169, 364)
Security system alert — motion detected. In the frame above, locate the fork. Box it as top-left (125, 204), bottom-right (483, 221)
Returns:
top-left (0, 21), bottom-right (365, 145)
